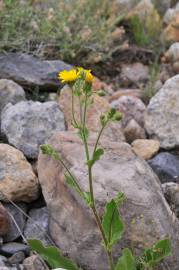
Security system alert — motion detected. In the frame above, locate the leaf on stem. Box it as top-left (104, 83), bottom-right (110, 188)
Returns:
top-left (142, 238), bottom-right (171, 267)
top-left (115, 248), bottom-right (136, 270)
top-left (40, 144), bottom-right (60, 160)
top-left (87, 148), bottom-right (104, 167)
top-left (28, 239), bottom-right (79, 270)
top-left (102, 197), bottom-right (124, 251)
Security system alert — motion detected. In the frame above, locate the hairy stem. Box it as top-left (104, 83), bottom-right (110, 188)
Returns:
top-left (81, 95), bottom-right (114, 270)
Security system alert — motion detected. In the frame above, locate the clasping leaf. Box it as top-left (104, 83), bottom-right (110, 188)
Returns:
top-left (102, 195), bottom-right (125, 251)
top-left (115, 248), bottom-right (136, 270)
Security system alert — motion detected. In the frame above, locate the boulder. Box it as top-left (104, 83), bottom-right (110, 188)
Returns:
top-left (110, 95), bottom-right (146, 127)
top-left (1, 101), bottom-right (65, 159)
top-left (0, 53), bottom-right (71, 90)
top-left (24, 207), bottom-right (51, 246)
top-left (0, 144), bottom-right (39, 202)
top-left (0, 79), bottom-right (26, 114)
top-left (132, 139), bottom-right (160, 160)
top-left (145, 75), bottom-right (179, 149)
top-left (38, 131), bottom-right (179, 270)
top-left (59, 86), bottom-right (125, 142)
top-left (148, 152), bottom-right (179, 183)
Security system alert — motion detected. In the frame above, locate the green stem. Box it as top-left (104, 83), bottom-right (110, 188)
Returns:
top-left (81, 97), bottom-right (114, 270)
top-left (71, 88), bottom-right (78, 127)
top-left (93, 122), bottom-right (107, 156)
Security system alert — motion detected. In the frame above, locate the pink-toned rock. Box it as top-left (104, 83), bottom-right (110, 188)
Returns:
top-left (0, 144), bottom-right (39, 202)
top-left (38, 131), bottom-right (179, 270)
top-left (110, 95), bottom-right (146, 127)
top-left (132, 139), bottom-right (160, 160)
top-left (59, 85), bottom-right (125, 142)
top-left (123, 119), bottom-right (146, 143)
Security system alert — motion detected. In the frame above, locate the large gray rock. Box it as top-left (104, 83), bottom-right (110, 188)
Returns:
top-left (38, 131), bottom-right (179, 270)
top-left (1, 101), bottom-right (65, 159)
top-left (24, 207), bottom-right (51, 246)
top-left (0, 144), bottom-right (39, 202)
top-left (0, 79), bottom-right (26, 114)
top-left (145, 75), bottom-right (179, 149)
top-left (0, 53), bottom-right (71, 90)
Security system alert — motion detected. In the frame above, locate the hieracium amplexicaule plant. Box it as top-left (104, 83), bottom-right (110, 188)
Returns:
top-left (28, 67), bottom-right (171, 270)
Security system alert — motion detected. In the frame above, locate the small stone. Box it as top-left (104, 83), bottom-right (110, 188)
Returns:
top-left (164, 42), bottom-right (179, 63)
top-left (120, 63), bottom-right (149, 87)
top-left (24, 207), bottom-right (51, 246)
top-left (0, 242), bottom-right (29, 256)
top-left (127, 0), bottom-right (155, 21)
top-left (124, 119), bottom-right (146, 143)
top-left (23, 255), bottom-right (49, 270)
top-left (0, 144), bottom-right (39, 202)
top-left (8, 251), bottom-right (25, 265)
top-left (0, 255), bottom-right (7, 267)
top-left (3, 203), bottom-right (27, 242)
top-left (1, 101), bottom-right (65, 159)
top-left (132, 139), bottom-right (160, 160)
top-left (162, 182), bottom-right (179, 217)
top-left (148, 152), bottom-right (179, 183)
top-left (0, 79), bottom-right (26, 114)
top-left (108, 89), bottom-right (142, 102)
top-left (0, 203), bottom-right (10, 236)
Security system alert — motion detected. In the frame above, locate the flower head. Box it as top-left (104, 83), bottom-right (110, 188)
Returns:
top-left (58, 69), bottom-right (78, 83)
top-left (85, 69), bottom-right (93, 83)
top-left (77, 67), bottom-right (93, 83)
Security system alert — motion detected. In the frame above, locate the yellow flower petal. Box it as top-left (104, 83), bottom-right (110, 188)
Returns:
top-left (58, 69), bottom-right (78, 83)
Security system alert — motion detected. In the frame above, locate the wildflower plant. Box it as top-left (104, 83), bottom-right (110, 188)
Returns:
top-left (29, 68), bottom-right (171, 270)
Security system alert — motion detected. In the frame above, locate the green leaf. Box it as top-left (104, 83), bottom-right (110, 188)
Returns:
top-left (114, 192), bottom-right (125, 206)
top-left (65, 174), bottom-right (83, 198)
top-left (102, 198), bottom-right (124, 251)
top-left (83, 191), bottom-right (92, 206)
top-left (65, 174), bottom-right (92, 207)
top-left (115, 249), bottom-right (136, 270)
top-left (77, 127), bottom-right (89, 141)
top-left (28, 239), bottom-right (79, 270)
top-left (87, 148), bottom-right (104, 167)
top-left (143, 239), bottom-right (171, 267)
top-left (40, 144), bottom-right (60, 160)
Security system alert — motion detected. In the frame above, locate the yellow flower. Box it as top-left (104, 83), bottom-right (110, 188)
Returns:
top-left (85, 69), bottom-right (93, 83)
top-left (77, 67), bottom-right (93, 83)
top-left (58, 69), bottom-right (78, 83)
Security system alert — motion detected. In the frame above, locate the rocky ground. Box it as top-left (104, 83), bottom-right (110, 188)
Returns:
top-left (1, 0), bottom-right (179, 269)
